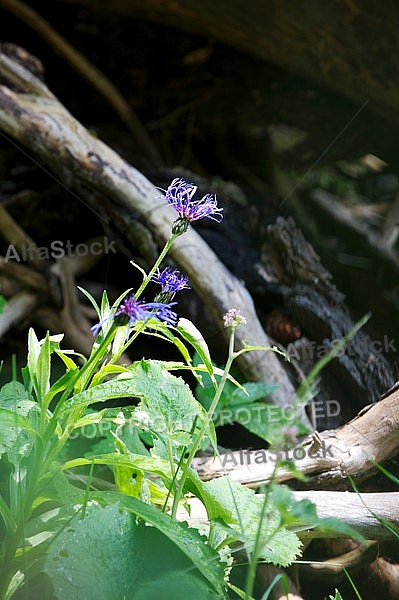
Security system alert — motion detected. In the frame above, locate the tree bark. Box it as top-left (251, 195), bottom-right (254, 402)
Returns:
top-left (177, 491), bottom-right (399, 541)
top-left (194, 385), bottom-right (399, 490)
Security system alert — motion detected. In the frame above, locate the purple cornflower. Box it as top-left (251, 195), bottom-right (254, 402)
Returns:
top-left (91, 294), bottom-right (178, 336)
top-left (163, 178), bottom-right (223, 234)
top-left (153, 267), bottom-right (190, 296)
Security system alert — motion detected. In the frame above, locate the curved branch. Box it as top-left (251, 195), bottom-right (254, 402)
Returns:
top-left (0, 0), bottom-right (162, 163)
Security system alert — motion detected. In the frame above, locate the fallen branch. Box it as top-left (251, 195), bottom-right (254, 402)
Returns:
top-left (177, 491), bottom-right (399, 541)
top-left (0, 0), bottom-right (162, 163)
top-left (193, 387), bottom-right (399, 489)
top-left (0, 290), bottom-right (37, 337)
top-left (0, 47), bottom-right (296, 407)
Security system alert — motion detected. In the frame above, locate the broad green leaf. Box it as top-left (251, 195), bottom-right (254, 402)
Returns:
top-left (0, 407), bottom-right (39, 459)
top-left (203, 478), bottom-right (302, 567)
top-left (224, 403), bottom-right (307, 445)
top-left (196, 370), bottom-right (288, 443)
top-left (128, 360), bottom-right (207, 459)
top-left (62, 374), bottom-right (139, 411)
top-left (44, 501), bottom-right (227, 599)
top-left (0, 295), bottom-right (6, 313)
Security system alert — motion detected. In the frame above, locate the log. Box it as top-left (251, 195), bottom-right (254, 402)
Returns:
top-left (193, 386), bottom-right (399, 489)
top-left (177, 491), bottom-right (399, 541)
top-left (0, 48), bottom-right (296, 406)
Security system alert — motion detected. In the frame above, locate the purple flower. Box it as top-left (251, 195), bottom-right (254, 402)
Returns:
top-left (91, 294), bottom-right (178, 336)
top-left (163, 178), bottom-right (223, 234)
top-left (153, 267), bottom-right (190, 296)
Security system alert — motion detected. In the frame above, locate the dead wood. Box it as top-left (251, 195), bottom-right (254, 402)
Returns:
top-left (193, 386), bottom-right (399, 490)
top-left (0, 47), bottom-right (296, 406)
top-left (259, 216), bottom-right (395, 405)
top-left (0, 0), bottom-right (162, 164)
top-left (177, 491), bottom-right (399, 541)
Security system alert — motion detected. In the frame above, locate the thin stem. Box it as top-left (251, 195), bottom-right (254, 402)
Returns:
top-left (171, 326), bottom-right (236, 518)
top-left (245, 472), bottom-right (277, 599)
top-left (135, 234), bottom-right (178, 300)
top-left (167, 436), bottom-right (176, 482)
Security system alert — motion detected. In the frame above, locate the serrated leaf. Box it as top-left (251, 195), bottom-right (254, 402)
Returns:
top-left (203, 478), bottom-right (302, 567)
top-left (127, 360), bottom-right (207, 459)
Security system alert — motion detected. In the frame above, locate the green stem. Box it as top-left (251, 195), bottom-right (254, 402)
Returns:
top-left (244, 471), bottom-right (277, 599)
top-left (171, 327), bottom-right (236, 518)
top-left (135, 234), bottom-right (178, 300)
top-left (167, 436), bottom-right (176, 481)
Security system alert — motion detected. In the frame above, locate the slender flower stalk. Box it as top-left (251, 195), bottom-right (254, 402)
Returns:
top-left (171, 314), bottom-right (240, 518)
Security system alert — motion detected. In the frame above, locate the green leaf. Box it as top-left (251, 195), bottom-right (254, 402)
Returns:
top-left (27, 328), bottom-right (41, 395)
top-left (0, 295), bottom-right (6, 314)
top-left (329, 591), bottom-right (344, 600)
top-left (62, 452), bottom-right (173, 485)
top-left (44, 368), bottom-right (79, 406)
top-left (269, 485), bottom-right (365, 542)
top-left (176, 318), bottom-right (214, 381)
top-left (196, 369), bottom-right (287, 444)
top-left (149, 324), bottom-right (193, 366)
top-left (64, 360), bottom-right (208, 460)
top-left (0, 382), bottom-right (39, 462)
top-left (128, 360), bottom-right (207, 459)
top-left (44, 501), bottom-right (227, 599)
top-left (202, 478), bottom-right (301, 566)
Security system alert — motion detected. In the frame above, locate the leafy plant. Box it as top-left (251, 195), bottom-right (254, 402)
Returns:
top-left (0, 179), bottom-right (365, 600)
